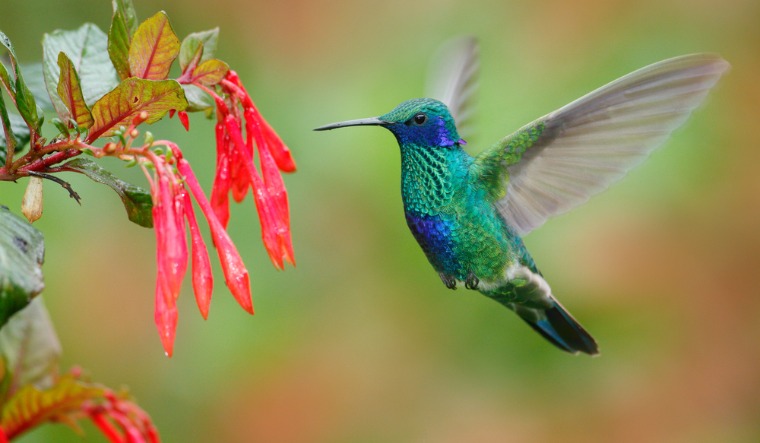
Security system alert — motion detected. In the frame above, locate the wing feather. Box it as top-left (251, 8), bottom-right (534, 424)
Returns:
top-left (475, 54), bottom-right (729, 236)
top-left (425, 36), bottom-right (479, 141)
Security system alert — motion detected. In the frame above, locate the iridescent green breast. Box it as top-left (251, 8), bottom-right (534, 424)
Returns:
top-left (399, 144), bottom-right (524, 282)
top-left (400, 144), bottom-right (460, 216)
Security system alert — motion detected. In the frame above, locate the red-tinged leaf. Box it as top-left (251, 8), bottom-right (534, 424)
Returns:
top-left (1, 370), bottom-right (160, 441)
top-left (128, 11), bottom-right (180, 80)
top-left (189, 59), bottom-right (229, 86)
top-left (87, 78), bottom-right (187, 142)
top-left (56, 52), bottom-right (94, 129)
top-left (1, 373), bottom-right (107, 439)
top-left (177, 159), bottom-right (253, 314)
top-left (183, 192), bottom-right (213, 320)
top-left (108, 10), bottom-right (132, 80)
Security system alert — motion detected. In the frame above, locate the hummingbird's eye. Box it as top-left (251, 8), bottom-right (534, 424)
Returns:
top-left (412, 113), bottom-right (427, 125)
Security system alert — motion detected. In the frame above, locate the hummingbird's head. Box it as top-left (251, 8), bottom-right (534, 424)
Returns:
top-left (315, 98), bottom-right (463, 148)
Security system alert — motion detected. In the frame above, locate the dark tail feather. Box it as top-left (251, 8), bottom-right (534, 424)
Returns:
top-left (515, 302), bottom-right (599, 355)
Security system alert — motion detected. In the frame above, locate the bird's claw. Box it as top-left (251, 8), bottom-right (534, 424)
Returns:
top-left (439, 273), bottom-right (457, 290)
top-left (465, 272), bottom-right (479, 290)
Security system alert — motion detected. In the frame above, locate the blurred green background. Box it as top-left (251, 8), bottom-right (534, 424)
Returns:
top-left (2, 0), bottom-right (759, 441)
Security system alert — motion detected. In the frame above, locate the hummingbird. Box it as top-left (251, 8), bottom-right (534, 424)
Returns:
top-left (315, 40), bottom-right (728, 355)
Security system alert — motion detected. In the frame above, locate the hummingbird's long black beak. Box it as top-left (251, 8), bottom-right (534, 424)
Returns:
top-left (314, 117), bottom-right (388, 131)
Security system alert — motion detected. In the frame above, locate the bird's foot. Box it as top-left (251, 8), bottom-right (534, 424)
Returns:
top-left (465, 272), bottom-right (479, 290)
top-left (439, 273), bottom-right (457, 290)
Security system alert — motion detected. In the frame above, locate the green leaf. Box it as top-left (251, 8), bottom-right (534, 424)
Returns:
top-left (14, 71), bottom-right (40, 133)
top-left (0, 298), bottom-right (61, 393)
top-left (179, 28), bottom-right (219, 71)
top-left (56, 52), bottom-right (94, 129)
top-left (0, 112), bottom-right (31, 163)
top-left (43, 23), bottom-right (119, 121)
top-left (0, 31), bottom-right (40, 132)
top-left (128, 11), bottom-right (180, 80)
top-left (62, 158), bottom-right (153, 227)
top-left (0, 31), bottom-right (18, 81)
top-left (20, 63), bottom-right (54, 112)
top-left (0, 93), bottom-right (15, 164)
top-left (189, 58), bottom-right (229, 86)
top-left (181, 83), bottom-right (214, 113)
top-left (87, 77), bottom-right (187, 141)
top-left (108, 11), bottom-right (132, 80)
top-left (0, 206), bottom-right (44, 329)
top-left (112, 0), bottom-right (138, 35)
top-left (0, 60), bottom-right (13, 95)
top-left (108, 0), bottom-right (139, 80)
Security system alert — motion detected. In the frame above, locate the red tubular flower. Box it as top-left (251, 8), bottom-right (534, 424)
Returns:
top-left (177, 157), bottom-right (253, 314)
top-left (154, 279), bottom-right (178, 357)
top-left (223, 115), bottom-right (285, 269)
top-left (144, 142), bottom-right (258, 354)
top-left (144, 66), bottom-right (294, 355)
top-left (85, 389), bottom-right (161, 443)
top-left (178, 110), bottom-right (190, 131)
top-left (182, 190), bottom-right (213, 320)
top-left (207, 70), bottom-right (296, 269)
top-left (223, 71), bottom-right (296, 173)
top-left (210, 122), bottom-right (232, 228)
top-left (147, 157), bottom-right (187, 356)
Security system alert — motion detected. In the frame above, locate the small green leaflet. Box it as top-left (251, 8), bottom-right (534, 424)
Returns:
top-left (179, 28), bottom-right (220, 71)
top-left (0, 31), bottom-right (41, 133)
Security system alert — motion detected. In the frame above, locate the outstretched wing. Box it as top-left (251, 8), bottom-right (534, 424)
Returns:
top-left (425, 36), bottom-right (479, 141)
top-left (473, 53), bottom-right (729, 236)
